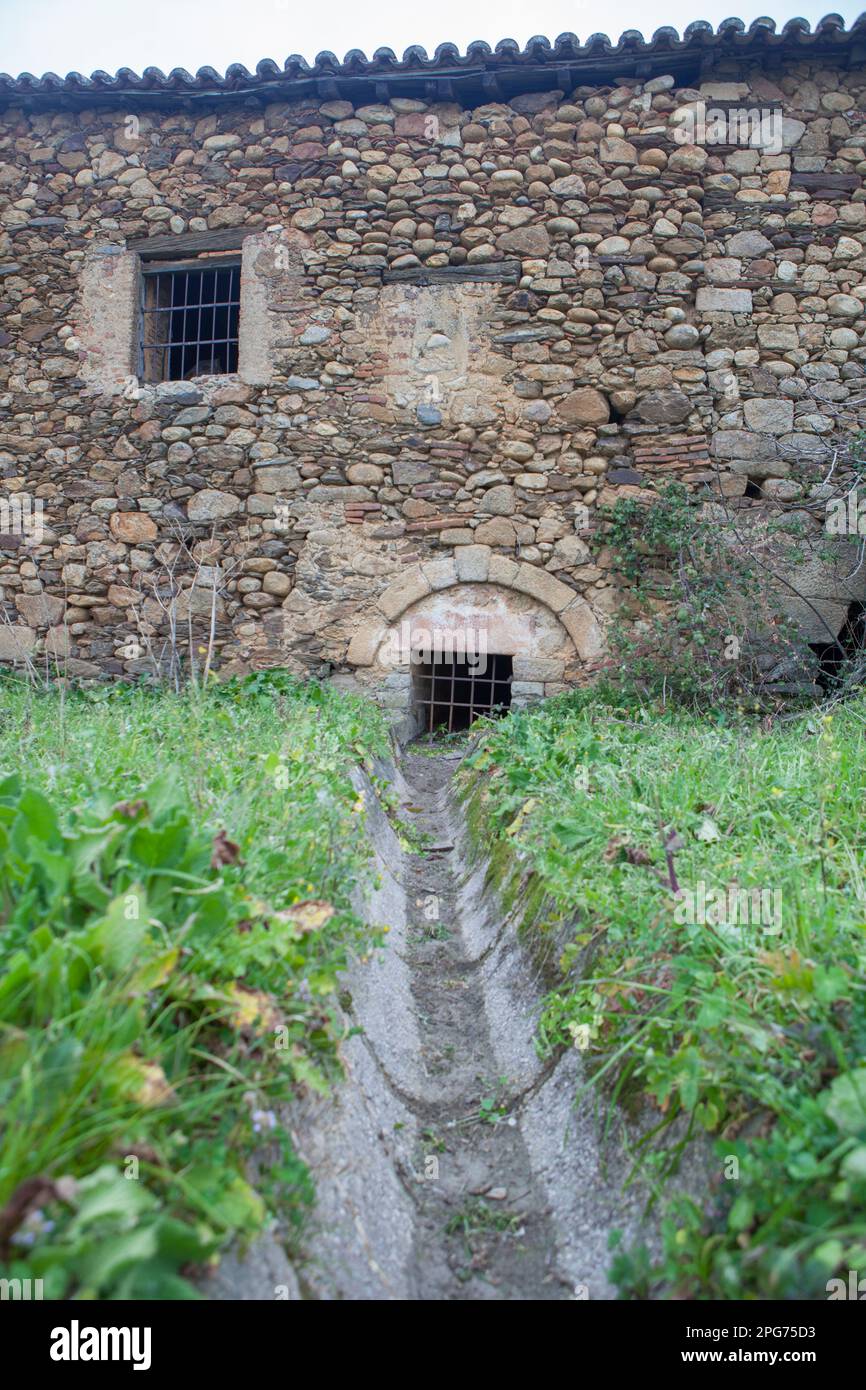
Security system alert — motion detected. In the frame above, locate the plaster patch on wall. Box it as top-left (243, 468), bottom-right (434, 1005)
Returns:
top-left (76, 246), bottom-right (138, 395)
top-left (361, 282), bottom-right (518, 427)
top-left (239, 228), bottom-right (311, 386)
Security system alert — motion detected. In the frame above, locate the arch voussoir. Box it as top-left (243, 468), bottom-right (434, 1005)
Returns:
top-left (351, 544), bottom-right (602, 668)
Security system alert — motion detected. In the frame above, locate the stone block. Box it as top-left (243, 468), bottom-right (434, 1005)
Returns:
top-left (704, 258), bottom-right (742, 284)
top-left (635, 390), bottom-right (692, 425)
top-left (560, 599), bottom-right (604, 661)
top-left (455, 545), bottom-right (491, 583)
top-left (347, 621), bottom-right (386, 666)
top-left (107, 584), bottom-right (143, 607)
top-left (474, 518), bottom-right (517, 546)
top-left (712, 430), bottom-right (779, 463)
top-left (477, 485), bottom-right (516, 516)
top-left (743, 399), bottom-right (795, 435)
top-left (393, 459), bottom-right (437, 486)
top-left (511, 657), bottom-right (565, 681)
top-left (188, 490), bottom-right (241, 522)
top-left (0, 625), bottom-right (36, 661)
top-left (696, 287), bottom-right (754, 313)
top-left (778, 596), bottom-right (848, 644)
top-left (377, 687), bottom-right (412, 710)
top-left (439, 529), bottom-right (474, 544)
top-left (420, 558), bottom-right (457, 590)
top-left (110, 511), bottom-right (158, 542)
top-left (253, 462), bottom-right (302, 493)
top-left (262, 571), bottom-right (292, 597)
top-left (757, 324), bottom-right (799, 350)
top-left (557, 388), bottom-right (610, 426)
top-left (15, 593), bottom-right (65, 627)
top-left (511, 563), bottom-right (574, 613)
top-left (510, 681), bottom-right (545, 703)
top-left (487, 556), bottom-right (521, 587)
top-left (377, 571), bottom-right (431, 622)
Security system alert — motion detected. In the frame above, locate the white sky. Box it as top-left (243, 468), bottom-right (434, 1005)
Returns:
top-left (2, 1), bottom-right (864, 80)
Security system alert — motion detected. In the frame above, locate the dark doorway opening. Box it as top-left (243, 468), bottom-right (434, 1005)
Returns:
top-left (809, 600), bottom-right (866, 690)
top-left (414, 654), bottom-right (513, 733)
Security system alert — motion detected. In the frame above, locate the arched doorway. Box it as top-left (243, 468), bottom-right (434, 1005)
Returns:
top-left (346, 547), bottom-right (603, 734)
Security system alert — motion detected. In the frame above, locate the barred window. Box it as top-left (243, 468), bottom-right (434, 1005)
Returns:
top-left (414, 653), bottom-right (513, 733)
top-left (139, 257), bottom-right (240, 383)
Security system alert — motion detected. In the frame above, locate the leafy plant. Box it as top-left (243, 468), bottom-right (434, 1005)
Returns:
top-left (461, 691), bottom-right (866, 1298)
top-left (596, 481), bottom-right (819, 709)
top-left (0, 674), bottom-right (388, 1298)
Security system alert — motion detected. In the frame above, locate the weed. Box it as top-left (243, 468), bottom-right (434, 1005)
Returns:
top-left (478, 1078), bottom-right (512, 1126)
top-left (0, 674), bottom-right (387, 1297)
top-left (445, 1197), bottom-right (521, 1242)
top-left (461, 691), bottom-right (866, 1299)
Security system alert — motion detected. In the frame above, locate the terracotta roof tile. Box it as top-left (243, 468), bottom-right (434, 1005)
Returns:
top-left (2, 15), bottom-right (865, 106)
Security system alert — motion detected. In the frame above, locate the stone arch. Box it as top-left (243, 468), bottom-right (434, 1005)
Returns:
top-left (346, 545), bottom-right (603, 670)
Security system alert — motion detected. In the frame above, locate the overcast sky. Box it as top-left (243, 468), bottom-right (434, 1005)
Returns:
top-left (2, 1), bottom-right (864, 80)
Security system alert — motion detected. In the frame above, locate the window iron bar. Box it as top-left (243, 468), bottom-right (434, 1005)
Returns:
top-left (140, 262), bottom-right (241, 383)
top-left (414, 655), bottom-right (513, 734)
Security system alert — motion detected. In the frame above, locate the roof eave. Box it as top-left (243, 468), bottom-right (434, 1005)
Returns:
top-left (2, 17), bottom-right (866, 111)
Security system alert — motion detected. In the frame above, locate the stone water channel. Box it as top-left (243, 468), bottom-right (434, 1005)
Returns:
top-left (224, 741), bottom-right (657, 1302)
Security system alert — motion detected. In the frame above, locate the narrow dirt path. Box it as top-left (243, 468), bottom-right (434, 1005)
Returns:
top-left (398, 747), bottom-right (571, 1300)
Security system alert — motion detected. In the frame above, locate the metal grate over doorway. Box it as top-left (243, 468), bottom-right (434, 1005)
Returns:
top-left (414, 654), bottom-right (513, 733)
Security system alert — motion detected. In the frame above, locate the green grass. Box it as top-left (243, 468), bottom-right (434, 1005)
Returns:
top-left (0, 671), bottom-right (388, 1298)
top-left (7, 669), bottom-right (866, 1300)
top-left (460, 692), bottom-right (866, 1299)
top-left (445, 1197), bottom-right (522, 1242)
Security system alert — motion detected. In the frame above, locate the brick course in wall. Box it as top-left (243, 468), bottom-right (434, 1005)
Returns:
top-left (3, 22), bottom-right (866, 713)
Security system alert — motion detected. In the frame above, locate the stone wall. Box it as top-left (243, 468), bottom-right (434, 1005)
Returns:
top-left (2, 54), bottom-right (866, 710)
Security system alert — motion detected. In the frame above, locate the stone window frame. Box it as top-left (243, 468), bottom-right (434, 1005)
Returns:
top-left (76, 227), bottom-right (307, 396)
